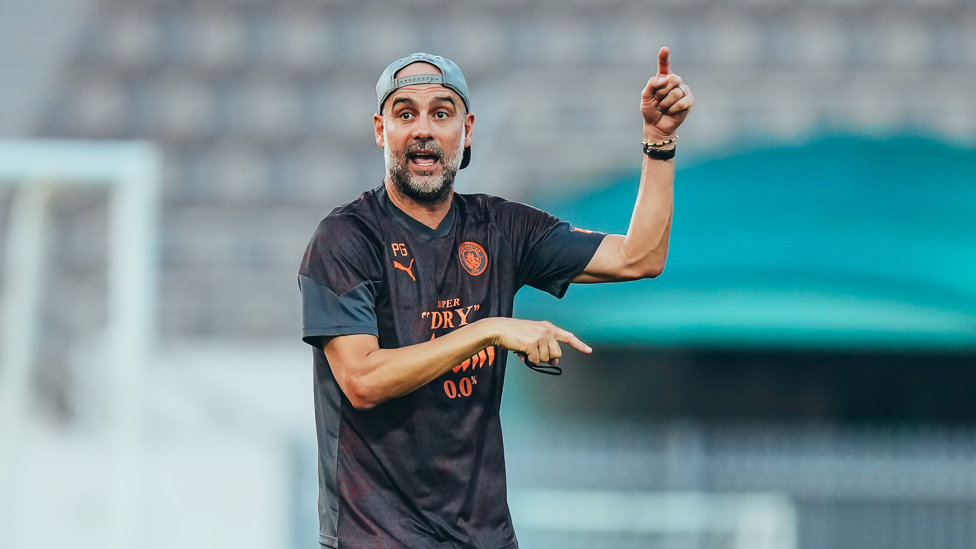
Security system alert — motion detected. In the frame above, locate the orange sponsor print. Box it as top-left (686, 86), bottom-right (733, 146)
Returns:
top-left (452, 346), bottom-right (495, 373)
top-left (572, 227), bottom-right (593, 234)
top-left (394, 257), bottom-right (416, 281)
top-left (458, 242), bottom-right (488, 276)
top-left (444, 376), bottom-right (476, 399)
top-left (422, 304), bottom-right (480, 329)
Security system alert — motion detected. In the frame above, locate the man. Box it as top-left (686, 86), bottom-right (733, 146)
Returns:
top-left (300, 50), bottom-right (693, 549)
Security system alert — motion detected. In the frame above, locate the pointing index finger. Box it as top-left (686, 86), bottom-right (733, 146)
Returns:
top-left (657, 46), bottom-right (671, 77)
top-left (555, 329), bottom-right (592, 354)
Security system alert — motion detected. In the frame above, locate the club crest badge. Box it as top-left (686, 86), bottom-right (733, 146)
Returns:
top-left (458, 242), bottom-right (488, 276)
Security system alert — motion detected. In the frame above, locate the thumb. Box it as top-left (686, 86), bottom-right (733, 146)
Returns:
top-left (657, 46), bottom-right (671, 77)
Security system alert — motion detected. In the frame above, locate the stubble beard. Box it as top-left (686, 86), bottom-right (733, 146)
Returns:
top-left (385, 130), bottom-right (465, 205)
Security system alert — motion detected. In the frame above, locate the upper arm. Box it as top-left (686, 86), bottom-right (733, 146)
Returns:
top-left (323, 334), bottom-right (379, 369)
top-left (571, 234), bottom-right (634, 283)
top-left (322, 334), bottom-right (380, 402)
top-left (571, 233), bottom-right (665, 283)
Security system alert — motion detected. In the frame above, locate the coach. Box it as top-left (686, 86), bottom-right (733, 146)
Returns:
top-left (299, 50), bottom-right (693, 548)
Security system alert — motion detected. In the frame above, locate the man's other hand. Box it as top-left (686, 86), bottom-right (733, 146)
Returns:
top-left (485, 318), bottom-right (592, 366)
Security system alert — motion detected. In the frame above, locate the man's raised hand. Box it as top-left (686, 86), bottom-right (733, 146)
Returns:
top-left (641, 46), bottom-right (694, 140)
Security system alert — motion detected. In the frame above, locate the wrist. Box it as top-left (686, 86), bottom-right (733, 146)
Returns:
top-left (641, 139), bottom-right (677, 160)
top-left (643, 125), bottom-right (675, 144)
top-left (471, 317), bottom-right (501, 348)
top-left (641, 135), bottom-right (678, 150)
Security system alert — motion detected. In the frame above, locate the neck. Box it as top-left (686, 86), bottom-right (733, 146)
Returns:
top-left (384, 178), bottom-right (453, 230)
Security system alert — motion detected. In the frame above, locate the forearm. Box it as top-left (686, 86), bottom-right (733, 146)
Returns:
top-left (622, 125), bottom-right (676, 274)
top-left (326, 316), bottom-right (589, 409)
top-left (326, 319), bottom-right (496, 410)
top-left (573, 128), bottom-right (674, 283)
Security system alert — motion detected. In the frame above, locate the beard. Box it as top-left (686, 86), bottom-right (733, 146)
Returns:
top-left (385, 132), bottom-right (464, 205)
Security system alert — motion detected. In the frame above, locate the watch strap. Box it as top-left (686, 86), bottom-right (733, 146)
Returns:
top-left (642, 142), bottom-right (677, 160)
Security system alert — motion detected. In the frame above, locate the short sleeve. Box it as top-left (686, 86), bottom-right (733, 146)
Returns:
top-left (520, 222), bottom-right (606, 298)
top-left (298, 215), bottom-right (382, 346)
top-left (487, 198), bottom-right (606, 298)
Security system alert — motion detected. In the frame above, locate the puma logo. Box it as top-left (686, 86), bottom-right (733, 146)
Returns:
top-left (394, 258), bottom-right (416, 281)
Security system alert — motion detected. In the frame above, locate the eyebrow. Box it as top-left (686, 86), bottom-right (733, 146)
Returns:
top-left (390, 95), bottom-right (458, 111)
top-left (431, 96), bottom-right (457, 108)
top-left (391, 97), bottom-right (416, 110)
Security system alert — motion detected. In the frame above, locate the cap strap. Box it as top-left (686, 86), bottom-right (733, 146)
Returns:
top-left (394, 74), bottom-right (445, 88)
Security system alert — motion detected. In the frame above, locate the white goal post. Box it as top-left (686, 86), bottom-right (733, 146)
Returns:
top-left (0, 139), bottom-right (161, 549)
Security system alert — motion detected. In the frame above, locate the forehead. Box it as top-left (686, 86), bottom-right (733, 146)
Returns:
top-left (386, 62), bottom-right (462, 110)
top-left (395, 61), bottom-right (441, 79)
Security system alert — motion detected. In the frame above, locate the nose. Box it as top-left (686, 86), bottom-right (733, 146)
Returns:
top-left (410, 112), bottom-right (433, 140)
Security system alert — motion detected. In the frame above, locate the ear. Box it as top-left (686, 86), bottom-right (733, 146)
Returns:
top-left (373, 113), bottom-right (385, 148)
top-left (463, 112), bottom-right (475, 148)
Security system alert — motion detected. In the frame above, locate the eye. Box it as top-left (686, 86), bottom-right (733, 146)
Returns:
top-left (399, 111), bottom-right (413, 120)
top-left (435, 111), bottom-right (449, 119)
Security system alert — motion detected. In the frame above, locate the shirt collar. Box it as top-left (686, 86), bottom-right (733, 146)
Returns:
top-left (375, 183), bottom-right (456, 241)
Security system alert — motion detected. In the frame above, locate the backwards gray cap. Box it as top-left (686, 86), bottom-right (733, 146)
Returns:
top-left (376, 52), bottom-right (472, 169)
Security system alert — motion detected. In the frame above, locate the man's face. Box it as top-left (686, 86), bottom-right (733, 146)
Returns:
top-left (374, 62), bottom-right (474, 204)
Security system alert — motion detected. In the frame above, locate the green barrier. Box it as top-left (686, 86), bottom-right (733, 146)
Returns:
top-left (517, 136), bottom-right (976, 350)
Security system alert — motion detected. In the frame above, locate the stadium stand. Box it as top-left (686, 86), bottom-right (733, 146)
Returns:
top-left (1, 1), bottom-right (974, 548)
top-left (25, 0), bottom-right (976, 342)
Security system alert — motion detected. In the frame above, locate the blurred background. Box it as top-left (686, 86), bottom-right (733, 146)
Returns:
top-left (1, 0), bottom-right (975, 548)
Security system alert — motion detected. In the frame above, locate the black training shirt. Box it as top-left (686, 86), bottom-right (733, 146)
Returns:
top-left (299, 184), bottom-right (605, 549)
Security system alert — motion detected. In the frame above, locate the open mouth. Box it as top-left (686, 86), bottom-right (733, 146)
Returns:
top-left (407, 149), bottom-right (442, 169)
